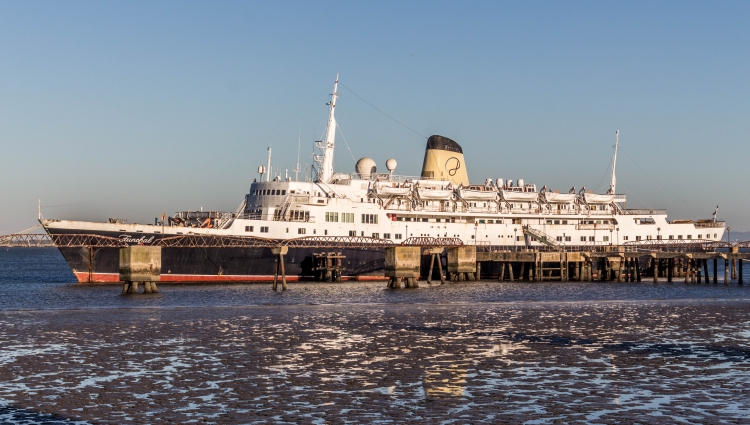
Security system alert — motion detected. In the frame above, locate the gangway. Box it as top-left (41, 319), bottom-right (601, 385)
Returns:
top-left (522, 226), bottom-right (563, 251)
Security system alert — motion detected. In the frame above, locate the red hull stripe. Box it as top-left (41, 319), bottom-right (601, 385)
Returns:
top-left (73, 272), bottom-right (387, 284)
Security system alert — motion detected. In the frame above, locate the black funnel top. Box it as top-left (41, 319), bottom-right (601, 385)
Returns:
top-left (426, 135), bottom-right (463, 154)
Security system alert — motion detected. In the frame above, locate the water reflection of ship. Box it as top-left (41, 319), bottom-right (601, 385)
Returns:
top-left (423, 364), bottom-right (467, 397)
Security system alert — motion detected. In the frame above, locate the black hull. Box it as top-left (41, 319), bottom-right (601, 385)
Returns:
top-left (47, 228), bottom-right (391, 283)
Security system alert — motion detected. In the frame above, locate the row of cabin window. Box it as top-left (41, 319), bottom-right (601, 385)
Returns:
top-left (347, 231), bottom-right (402, 239)
top-left (244, 226), bottom-right (270, 233)
top-left (323, 213), bottom-right (376, 224)
top-left (325, 212), bottom-right (355, 223)
top-left (252, 189), bottom-right (287, 196)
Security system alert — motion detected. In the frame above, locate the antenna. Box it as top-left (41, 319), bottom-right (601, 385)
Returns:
top-left (295, 130), bottom-right (302, 181)
top-left (266, 146), bottom-right (272, 182)
top-left (608, 130), bottom-right (619, 195)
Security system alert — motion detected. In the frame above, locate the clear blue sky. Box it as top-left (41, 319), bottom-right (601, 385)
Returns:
top-left (1, 1), bottom-right (749, 233)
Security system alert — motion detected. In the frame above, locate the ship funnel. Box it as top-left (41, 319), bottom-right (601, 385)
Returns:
top-left (420, 135), bottom-right (469, 185)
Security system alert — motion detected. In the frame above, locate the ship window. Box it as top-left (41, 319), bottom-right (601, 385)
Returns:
top-left (245, 226), bottom-right (254, 232)
top-left (603, 236), bottom-right (609, 242)
top-left (325, 212), bottom-right (339, 222)
top-left (137, 230), bottom-right (143, 233)
top-left (395, 233), bottom-right (402, 239)
top-left (669, 235), bottom-right (674, 240)
top-left (698, 234), bottom-right (702, 239)
top-left (372, 233), bottom-right (379, 238)
top-left (580, 236), bottom-right (586, 242)
top-left (324, 230), bottom-right (328, 235)
top-left (298, 228), bottom-right (306, 234)
top-left (589, 236), bottom-right (595, 242)
top-left (654, 235), bottom-right (659, 240)
top-left (636, 236), bottom-right (641, 241)
top-left (405, 217), bottom-right (412, 222)
top-left (565, 236), bottom-right (571, 242)
top-left (281, 190), bottom-right (286, 195)
top-left (562, 220), bottom-right (568, 224)
top-left (260, 227), bottom-right (269, 233)
top-left (623, 236), bottom-right (628, 241)
top-left (479, 220), bottom-right (485, 224)
top-left (516, 236), bottom-right (522, 241)
top-left (714, 233), bottom-right (717, 238)
top-left (362, 214), bottom-right (378, 224)
top-left (554, 220), bottom-right (560, 225)
top-left (422, 218), bottom-right (428, 222)
top-left (349, 230), bottom-right (356, 236)
top-left (687, 235), bottom-right (692, 239)
top-left (497, 219), bottom-right (503, 224)
top-left (396, 217), bottom-right (404, 221)
top-left (384, 233), bottom-right (391, 239)
top-left (361, 231), bottom-right (365, 237)
top-left (678, 235), bottom-right (683, 239)
top-left (556, 236), bottom-right (562, 242)
top-left (286, 228), bottom-right (289, 233)
top-left (546, 220), bottom-right (552, 225)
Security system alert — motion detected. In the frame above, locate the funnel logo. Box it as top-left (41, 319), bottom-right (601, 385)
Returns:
top-left (445, 157), bottom-right (461, 176)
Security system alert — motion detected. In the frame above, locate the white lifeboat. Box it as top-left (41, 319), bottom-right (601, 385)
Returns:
top-left (374, 182), bottom-right (411, 196)
top-left (544, 192), bottom-right (577, 203)
top-left (417, 187), bottom-right (453, 200)
top-left (583, 193), bottom-right (614, 204)
top-left (459, 188), bottom-right (498, 201)
top-left (501, 190), bottom-right (539, 202)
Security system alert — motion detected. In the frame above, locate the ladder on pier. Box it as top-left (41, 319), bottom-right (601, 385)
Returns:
top-left (522, 225), bottom-right (563, 250)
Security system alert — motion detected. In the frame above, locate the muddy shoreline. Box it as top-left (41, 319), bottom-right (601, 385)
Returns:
top-left (0, 300), bottom-right (748, 423)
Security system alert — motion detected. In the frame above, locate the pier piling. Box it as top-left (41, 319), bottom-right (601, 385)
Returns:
top-left (119, 246), bottom-right (160, 295)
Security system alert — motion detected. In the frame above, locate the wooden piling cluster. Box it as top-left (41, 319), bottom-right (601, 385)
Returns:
top-left (474, 248), bottom-right (747, 285)
top-left (312, 251), bottom-right (345, 283)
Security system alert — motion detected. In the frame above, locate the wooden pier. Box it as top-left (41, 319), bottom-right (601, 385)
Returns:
top-left (1, 233), bottom-right (749, 289)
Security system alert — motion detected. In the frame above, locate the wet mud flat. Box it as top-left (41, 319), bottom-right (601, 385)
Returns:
top-left (1, 301), bottom-right (750, 424)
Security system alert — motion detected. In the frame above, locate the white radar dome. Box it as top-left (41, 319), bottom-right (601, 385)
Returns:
top-left (355, 157), bottom-right (377, 179)
top-left (386, 158), bottom-right (397, 173)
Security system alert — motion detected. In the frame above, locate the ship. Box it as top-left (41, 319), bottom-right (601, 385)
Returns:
top-left (41, 76), bottom-right (726, 283)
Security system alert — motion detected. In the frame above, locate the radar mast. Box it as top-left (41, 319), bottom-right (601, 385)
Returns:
top-left (315, 75), bottom-right (339, 183)
top-left (608, 130), bottom-right (619, 195)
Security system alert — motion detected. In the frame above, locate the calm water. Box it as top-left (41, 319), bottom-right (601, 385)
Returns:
top-left (2, 248), bottom-right (750, 424)
top-left (2, 248), bottom-right (750, 311)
